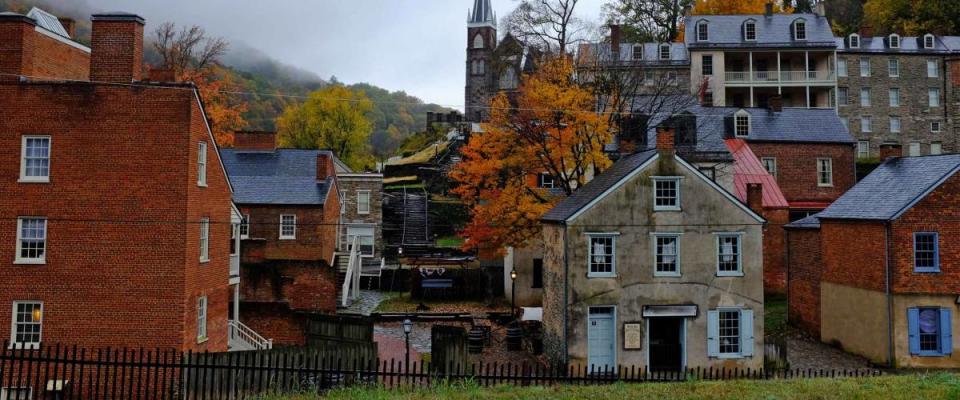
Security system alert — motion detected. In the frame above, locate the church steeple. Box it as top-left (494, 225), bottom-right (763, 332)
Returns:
top-left (468, 0), bottom-right (496, 28)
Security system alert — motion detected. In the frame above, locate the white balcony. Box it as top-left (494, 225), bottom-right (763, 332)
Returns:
top-left (725, 70), bottom-right (835, 86)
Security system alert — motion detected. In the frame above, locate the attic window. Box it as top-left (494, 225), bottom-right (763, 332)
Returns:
top-left (793, 19), bottom-right (806, 41)
top-left (696, 21), bottom-right (709, 41)
top-left (888, 34), bottom-right (900, 49)
top-left (743, 20), bottom-right (757, 41)
top-left (849, 33), bottom-right (860, 48)
top-left (924, 34), bottom-right (935, 49)
top-left (659, 44), bottom-right (671, 60)
top-left (632, 44), bottom-right (643, 60)
top-left (734, 110), bottom-right (750, 137)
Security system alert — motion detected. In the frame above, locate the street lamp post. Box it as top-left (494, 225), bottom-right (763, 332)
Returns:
top-left (402, 318), bottom-right (413, 372)
top-left (510, 269), bottom-right (517, 318)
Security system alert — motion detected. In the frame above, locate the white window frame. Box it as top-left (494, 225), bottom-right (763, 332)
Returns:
top-left (10, 301), bottom-right (43, 350)
top-left (792, 19), bottom-right (806, 41)
top-left (199, 217), bottom-right (209, 263)
top-left (716, 233), bottom-right (744, 277)
top-left (837, 87), bottom-right (848, 105)
top-left (888, 34), bottom-right (900, 49)
top-left (837, 58), bottom-right (847, 77)
top-left (19, 135), bottom-right (51, 183)
top-left (15, 217), bottom-right (46, 265)
top-left (931, 121), bottom-right (942, 133)
top-left (889, 88), bottom-right (900, 107)
top-left (197, 141), bottom-right (207, 187)
top-left (890, 117), bottom-right (901, 133)
top-left (734, 109), bottom-right (750, 137)
top-left (860, 87), bottom-right (871, 107)
top-left (0, 387), bottom-right (33, 400)
top-left (346, 225), bottom-right (376, 257)
top-left (761, 157), bottom-right (777, 178)
top-left (632, 44), bottom-right (643, 60)
top-left (652, 177), bottom-right (681, 211)
top-left (817, 158), bottom-right (833, 187)
top-left (929, 88), bottom-right (941, 107)
top-left (357, 190), bottom-right (371, 215)
top-left (888, 58), bottom-right (899, 77)
top-left (279, 214), bottom-right (296, 240)
top-left (923, 34), bottom-right (935, 49)
top-left (860, 58), bottom-right (871, 77)
top-left (931, 143), bottom-right (942, 155)
top-left (586, 233), bottom-right (618, 278)
top-left (861, 116), bottom-right (872, 133)
top-left (538, 172), bottom-right (556, 189)
top-left (849, 33), bottom-right (860, 49)
top-left (696, 21), bottom-right (709, 41)
top-left (927, 59), bottom-right (938, 77)
top-left (909, 142), bottom-right (921, 157)
top-left (659, 43), bottom-right (670, 60)
top-left (857, 141), bottom-right (870, 159)
top-left (196, 296), bottom-right (207, 342)
top-left (239, 214), bottom-right (250, 239)
top-left (712, 308), bottom-right (749, 358)
top-left (743, 20), bottom-right (757, 41)
top-left (652, 233), bottom-right (682, 277)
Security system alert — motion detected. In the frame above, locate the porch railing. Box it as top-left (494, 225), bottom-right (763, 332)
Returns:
top-left (341, 236), bottom-right (362, 307)
top-left (228, 319), bottom-right (272, 351)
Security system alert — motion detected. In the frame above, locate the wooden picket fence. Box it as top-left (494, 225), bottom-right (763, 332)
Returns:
top-left (0, 342), bottom-right (883, 399)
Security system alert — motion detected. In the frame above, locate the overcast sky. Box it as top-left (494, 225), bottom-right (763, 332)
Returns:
top-left (76, 0), bottom-right (606, 110)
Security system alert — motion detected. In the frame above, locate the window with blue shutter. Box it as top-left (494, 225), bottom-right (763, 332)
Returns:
top-left (909, 307), bottom-right (951, 356)
top-left (708, 308), bottom-right (754, 358)
top-left (913, 233), bottom-right (940, 272)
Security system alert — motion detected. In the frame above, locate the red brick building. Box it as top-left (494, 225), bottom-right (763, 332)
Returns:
top-left (220, 132), bottom-right (344, 346)
top-left (0, 10), bottom-right (237, 353)
top-left (787, 154), bottom-right (960, 368)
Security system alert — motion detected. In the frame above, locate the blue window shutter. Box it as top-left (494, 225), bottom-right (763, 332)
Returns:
top-left (934, 233), bottom-right (941, 271)
top-left (741, 309), bottom-right (755, 357)
top-left (940, 308), bottom-right (953, 355)
top-left (707, 310), bottom-right (719, 357)
top-left (908, 308), bottom-right (920, 355)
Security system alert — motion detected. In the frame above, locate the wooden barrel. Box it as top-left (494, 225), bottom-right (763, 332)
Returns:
top-left (505, 323), bottom-right (523, 351)
top-left (468, 326), bottom-right (485, 354)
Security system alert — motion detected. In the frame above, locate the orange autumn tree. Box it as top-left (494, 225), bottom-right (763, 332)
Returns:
top-left (450, 58), bottom-right (612, 254)
top-left (676, 0), bottom-right (794, 41)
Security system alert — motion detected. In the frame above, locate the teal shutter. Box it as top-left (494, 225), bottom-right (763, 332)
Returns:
top-left (941, 308), bottom-right (953, 355)
top-left (707, 310), bottom-right (719, 357)
top-left (741, 309), bottom-right (755, 357)
top-left (908, 308), bottom-right (920, 355)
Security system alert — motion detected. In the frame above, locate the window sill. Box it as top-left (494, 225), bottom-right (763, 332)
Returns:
top-left (914, 269), bottom-right (941, 274)
top-left (654, 273), bottom-right (682, 278)
top-left (587, 273), bottom-right (617, 279)
top-left (714, 353), bottom-right (746, 359)
top-left (197, 336), bottom-right (208, 344)
top-left (197, 183), bottom-right (207, 188)
top-left (18, 178), bottom-right (50, 184)
top-left (279, 237), bottom-right (296, 241)
top-left (8, 343), bottom-right (40, 350)
top-left (717, 272), bottom-right (744, 277)
top-left (653, 207), bottom-right (682, 212)
top-left (817, 184), bottom-right (834, 188)
top-left (14, 259), bottom-right (45, 265)
top-left (200, 258), bottom-right (210, 264)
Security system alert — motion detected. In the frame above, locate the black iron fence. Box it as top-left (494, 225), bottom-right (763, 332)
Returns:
top-left (0, 342), bottom-right (883, 399)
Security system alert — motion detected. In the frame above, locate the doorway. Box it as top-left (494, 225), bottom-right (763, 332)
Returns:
top-left (648, 317), bottom-right (684, 371)
top-left (587, 306), bottom-right (616, 372)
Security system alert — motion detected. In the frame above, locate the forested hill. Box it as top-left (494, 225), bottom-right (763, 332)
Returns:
top-left (0, 0), bottom-right (455, 158)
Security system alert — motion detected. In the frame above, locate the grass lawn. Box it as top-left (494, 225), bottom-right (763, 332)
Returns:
top-left (435, 236), bottom-right (464, 248)
top-left (260, 373), bottom-right (960, 400)
top-left (765, 293), bottom-right (788, 338)
top-left (373, 292), bottom-right (509, 314)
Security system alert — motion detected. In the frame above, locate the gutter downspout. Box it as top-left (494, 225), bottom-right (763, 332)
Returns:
top-left (884, 222), bottom-right (895, 368)
top-left (562, 224), bottom-right (570, 367)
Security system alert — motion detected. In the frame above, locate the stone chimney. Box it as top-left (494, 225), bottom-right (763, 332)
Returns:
top-left (747, 183), bottom-right (764, 213)
top-left (609, 24), bottom-right (621, 60)
top-left (233, 131), bottom-right (276, 151)
top-left (655, 126), bottom-right (675, 156)
top-left (57, 17), bottom-right (76, 38)
top-left (764, 2), bottom-right (774, 17)
top-left (879, 143), bottom-right (902, 160)
top-left (317, 152), bottom-right (336, 181)
top-left (769, 96), bottom-right (783, 112)
top-left (90, 12), bottom-right (145, 83)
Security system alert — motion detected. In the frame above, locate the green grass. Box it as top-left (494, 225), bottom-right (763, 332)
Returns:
top-left (257, 373), bottom-right (960, 400)
top-left (434, 236), bottom-right (464, 248)
top-left (765, 293), bottom-right (788, 338)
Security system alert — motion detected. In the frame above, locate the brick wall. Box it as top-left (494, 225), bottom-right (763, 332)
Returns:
top-left (239, 303), bottom-right (306, 346)
top-left (238, 205), bottom-right (336, 265)
top-left (762, 208), bottom-right (789, 294)
top-left (89, 16), bottom-right (143, 83)
top-left (820, 220), bottom-right (887, 292)
top-left (786, 227), bottom-right (824, 338)
top-left (749, 142), bottom-right (855, 206)
top-left (0, 16), bottom-right (90, 81)
top-left (233, 131), bottom-right (276, 150)
top-left (239, 261), bottom-right (337, 314)
top-left (0, 82), bottom-right (231, 351)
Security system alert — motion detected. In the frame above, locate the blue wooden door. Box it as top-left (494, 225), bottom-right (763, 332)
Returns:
top-left (588, 307), bottom-right (615, 371)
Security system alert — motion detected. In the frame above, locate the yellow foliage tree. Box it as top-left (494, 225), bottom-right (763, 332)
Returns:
top-left (676, 0), bottom-right (794, 41)
top-left (450, 58), bottom-right (612, 253)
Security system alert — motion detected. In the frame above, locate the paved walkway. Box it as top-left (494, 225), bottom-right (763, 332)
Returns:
top-left (786, 332), bottom-right (875, 370)
top-left (339, 290), bottom-right (391, 315)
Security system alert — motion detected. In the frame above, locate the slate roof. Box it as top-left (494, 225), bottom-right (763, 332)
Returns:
top-left (728, 107), bottom-right (853, 144)
top-left (784, 214), bottom-right (820, 229)
top-left (684, 14), bottom-right (836, 49)
top-left (542, 150), bottom-right (658, 222)
top-left (835, 35), bottom-right (960, 53)
top-left (817, 154), bottom-right (960, 220)
top-left (219, 149), bottom-right (335, 205)
top-left (578, 42), bottom-right (690, 65)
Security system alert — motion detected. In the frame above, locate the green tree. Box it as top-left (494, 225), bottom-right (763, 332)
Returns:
top-left (863, 0), bottom-right (960, 35)
top-left (276, 85), bottom-right (374, 170)
top-left (603, 0), bottom-right (693, 42)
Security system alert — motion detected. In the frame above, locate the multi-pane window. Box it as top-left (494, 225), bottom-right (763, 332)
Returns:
top-left (857, 141), bottom-right (870, 159)
top-left (702, 55), bottom-right (713, 76)
top-left (837, 87), bottom-right (848, 105)
top-left (357, 191), bottom-right (371, 214)
top-left (837, 58), bottom-right (847, 77)
top-left (744, 21), bottom-right (756, 40)
top-left (11, 301), bottom-right (42, 349)
top-left (197, 142), bottom-right (207, 187)
top-left (653, 177), bottom-right (680, 210)
top-left (697, 21), bottom-right (709, 41)
top-left (929, 88), bottom-right (941, 107)
top-left (890, 117), bottom-right (901, 133)
top-left (718, 310), bottom-right (741, 355)
top-left (659, 44), bottom-right (670, 60)
top-left (654, 234), bottom-right (680, 276)
top-left (199, 217), bottom-right (209, 262)
top-left (918, 308), bottom-right (940, 352)
top-left (860, 88), bottom-right (871, 106)
top-left (588, 235), bottom-right (615, 277)
top-left (793, 20), bottom-right (806, 40)
top-left (20, 136), bottom-right (50, 182)
top-left (889, 88), bottom-right (900, 107)
top-left (538, 173), bottom-right (555, 189)
top-left (849, 34), bottom-right (860, 48)
top-left (734, 111), bottom-right (750, 137)
top-left (927, 59), bottom-right (938, 77)
top-left (910, 142), bottom-right (921, 156)
top-left (914, 232), bottom-right (939, 272)
top-left (909, 307), bottom-right (952, 357)
top-left (888, 58), bottom-right (899, 77)
top-left (239, 214), bottom-right (250, 239)
top-left (717, 234), bottom-right (742, 276)
top-left (889, 34), bottom-right (900, 48)
top-left (761, 157), bottom-right (777, 178)
top-left (0, 388), bottom-right (32, 400)
top-left (280, 214), bottom-right (296, 239)
top-left (932, 121), bottom-right (942, 133)
top-left (16, 217), bottom-right (46, 264)
top-left (861, 116), bottom-right (872, 133)
top-left (860, 59), bottom-right (871, 77)
top-left (924, 34), bottom-right (935, 49)
top-left (197, 296), bottom-right (207, 341)
top-left (931, 143), bottom-right (942, 155)
top-left (817, 158), bottom-right (833, 187)
top-left (632, 44), bottom-right (643, 60)
top-left (347, 226), bottom-right (375, 256)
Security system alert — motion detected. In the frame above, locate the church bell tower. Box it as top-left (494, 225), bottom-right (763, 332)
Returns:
top-left (465, 0), bottom-right (496, 122)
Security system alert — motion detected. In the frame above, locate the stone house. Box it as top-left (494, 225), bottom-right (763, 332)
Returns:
top-left (0, 10), bottom-right (239, 352)
top-left (337, 171), bottom-right (385, 278)
top-left (787, 154), bottom-right (960, 368)
top-left (540, 129), bottom-right (765, 371)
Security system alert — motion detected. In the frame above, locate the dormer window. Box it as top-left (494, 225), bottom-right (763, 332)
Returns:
top-left (734, 110), bottom-right (750, 137)
top-left (923, 34), bottom-right (935, 49)
top-left (632, 44), bottom-right (643, 60)
top-left (659, 43), bottom-right (671, 60)
top-left (792, 19), bottom-right (806, 41)
top-left (696, 21), bottom-right (709, 41)
top-left (849, 33), bottom-right (860, 48)
top-left (888, 34), bottom-right (900, 49)
top-left (743, 20), bottom-right (757, 41)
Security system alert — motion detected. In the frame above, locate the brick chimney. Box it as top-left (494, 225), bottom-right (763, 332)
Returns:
top-left (769, 96), bottom-right (783, 112)
top-left (747, 183), bottom-right (764, 213)
top-left (317, 152), bottom-right (336, 181)
top-left (879, 143), bottom-right (902, 161)
top-left (609, 24), bottom-right (621, 60)
top-left (655, 126), bottom-right (675, 156)
top-left (90, 12), bottom-right (145, 83)
top-left (0, 13), bottom-right (37, 81)
top-left (764, 2), bottom-right (773, 17)
top-left (233, 131), bottom-right (276, 151)
top-left (57, 17), bottom-right (76, 38)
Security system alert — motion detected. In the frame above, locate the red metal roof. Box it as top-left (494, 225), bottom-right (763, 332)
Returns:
top-left (725, 139), bottom-right (790, 209)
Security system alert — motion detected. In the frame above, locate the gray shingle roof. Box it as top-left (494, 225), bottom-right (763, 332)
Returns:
top-left (731, 107), bottom-right (853, 143)
top-left (542, 150), bottom-right (657, 222)
top-left (220, 149), bottom-right (334, 205)
top-left (817, 154), bottom-right (960, 220)
top-left (835, 35), bottom-right (960, 53)
top-left (784, 214), bottom-right (820, 229)
top-left (685, 14), bottom-right (836, 49)
top-left (578, 42), bottom-right (690, 65)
